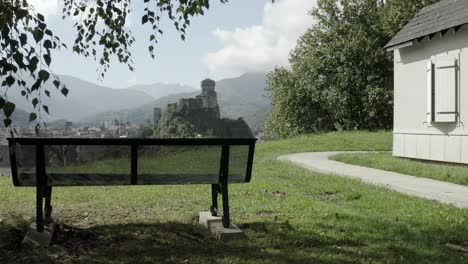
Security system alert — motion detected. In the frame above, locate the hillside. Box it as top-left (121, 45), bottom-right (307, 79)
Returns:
top-left (129, 83), bottom-right (197, 99)
top-left (6, 75), bottom-right (155, 122)
top-left (83, 73), bottom-right (270, 132)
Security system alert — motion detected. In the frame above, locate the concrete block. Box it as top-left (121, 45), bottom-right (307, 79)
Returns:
top-left (209, 221), bottom-right (245, 242)
top-left (199, 211), bottom-right (245, 241)
top-left (22, 216), bottom-right (57, 247)
top-left (199, 211), bottom-right (222, 228)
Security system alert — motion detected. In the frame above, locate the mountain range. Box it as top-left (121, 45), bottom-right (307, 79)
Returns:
top-left (82, 73), bottom-right (270, 132)
top-left (5, 73), bottom-right (270, 132)
top-left (128, 83), bottom-right (197, 99)
top-left (6, 75), bottom-right (154, 121)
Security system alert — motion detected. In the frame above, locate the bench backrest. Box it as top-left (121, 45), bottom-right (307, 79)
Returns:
top-left (8, 138), bottom-right (256, 187)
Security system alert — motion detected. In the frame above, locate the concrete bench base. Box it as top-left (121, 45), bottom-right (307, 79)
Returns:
top-left (22, 216), bottom-right (57, 247)
top-left (199, 211), bottom-right (245, 242)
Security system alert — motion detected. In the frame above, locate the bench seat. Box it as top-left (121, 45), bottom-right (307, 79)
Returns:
top-left (18, 173), bottom-right (246, 186)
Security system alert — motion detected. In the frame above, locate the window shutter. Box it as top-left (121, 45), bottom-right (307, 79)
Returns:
top-left (434, 58), bottom-right (457, 122)
top-left (427, 61), bottom-right (433, 123)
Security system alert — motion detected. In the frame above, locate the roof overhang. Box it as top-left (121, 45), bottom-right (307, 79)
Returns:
top-left (383, 0), bottom-right (468, 52)
top-left (385, 41), bottom-right (414, 52)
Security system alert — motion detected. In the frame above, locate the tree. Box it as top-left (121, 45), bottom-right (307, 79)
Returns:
top-left (0, 0), bottom-right (228, 130)
top-left (265, 0), bottom-right (439, 138)
top-left (137, 122), bottom-right (154, 138)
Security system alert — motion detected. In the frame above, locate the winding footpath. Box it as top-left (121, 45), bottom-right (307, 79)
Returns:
top-left (278, 151), bottom-right (468, 209)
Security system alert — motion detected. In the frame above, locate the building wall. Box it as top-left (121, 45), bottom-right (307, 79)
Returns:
top-left (393, 25), bottom-right (468, 163)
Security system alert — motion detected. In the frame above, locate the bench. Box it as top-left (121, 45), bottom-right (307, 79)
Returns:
top-left (8, 137), bottom-right (256, 234)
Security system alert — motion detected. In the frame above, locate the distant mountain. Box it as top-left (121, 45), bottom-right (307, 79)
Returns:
top-left (128, 83), bottom-right (197, 99)
top-left (6, 75), bottom-right (154, 122)
top-left (82, 73), bottom-right (270, 132)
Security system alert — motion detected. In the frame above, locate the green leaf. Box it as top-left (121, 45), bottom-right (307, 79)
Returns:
top-left (37, 13), bottom-right (45, 22)
top-left (53, 80), bottom-right (60, 89)
top-left (0, 98), bottom-right (5, 109)
top-left (142, 15), bottom-right (148, 24)
top-left (3, 102), bottom-right (15, 117)
top-left (28, 57), bottom-right (39, 72)
top-left (29, 113), bottom-right (37, 121)
top-left (33, 28), bottom-right (44, 43)
top-left (4, 118), bottom-right (12, 127)
top-left (45, 90), bottom-right (51, 97)
top-left (13, 52), bottom-right (24, 67)
top-left (34, 123), bottom-right (40, 135)
top-left (43, 39), bottom-right (53, 49)
top-left (1, 27), bottom-right (9, 39)
top-left (31, 80), bottom-right (41, 91)
top-left (32, 98), bottom-right (39, 108)
top-left (42, 105), bottom-right (49, 115)
top-left (38, 70), bottom-right (50, 82)
top-left (61, 87), bottom-right (69, 96)
top-left (43, 54), bottom-right (51, 66)
top-left (19, 33), bottom-right (27, 45)
top-left (5, 76), bottom-right (15, 87)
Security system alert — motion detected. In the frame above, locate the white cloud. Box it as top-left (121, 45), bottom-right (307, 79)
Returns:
top-left (204, 0), bottom-right (316, 77)
top-left (28, 0), bottom-right (60, 16)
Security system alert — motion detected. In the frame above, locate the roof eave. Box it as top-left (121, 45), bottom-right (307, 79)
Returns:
top-left (385, 41), bottom-right (414, 52)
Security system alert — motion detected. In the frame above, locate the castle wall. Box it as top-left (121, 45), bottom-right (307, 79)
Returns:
top-left (158, 78), bottom-right (252, 138)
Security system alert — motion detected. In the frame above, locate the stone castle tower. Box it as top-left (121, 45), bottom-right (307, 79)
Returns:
top-left (196, 78), bottom-right (220, 118)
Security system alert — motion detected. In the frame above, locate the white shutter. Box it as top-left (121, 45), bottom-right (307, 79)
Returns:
top-left (427, 61), bottom-right (433, 123)
top-left (434, 58), bottom-right (457, 122)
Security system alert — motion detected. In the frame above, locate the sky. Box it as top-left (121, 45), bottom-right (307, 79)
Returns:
top-left (30, 0), bottom-right (316, 89)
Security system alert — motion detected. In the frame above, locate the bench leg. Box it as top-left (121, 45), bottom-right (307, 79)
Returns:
top-left (210, 184), bottom-right (219, 216)
top-left (221, 182), bottom-right (230, 228)
top-left (44, 186), bottom-right (53, 219)
top-left (36, 183), bottom-right (45, 232)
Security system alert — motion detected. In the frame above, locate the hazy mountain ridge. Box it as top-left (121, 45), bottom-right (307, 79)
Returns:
top-left (129, 83), bottom-right (197, 99)
top-left (6, 75), bottom-right (155, 121)
top-left (83, 73), bottom-right (270, 132)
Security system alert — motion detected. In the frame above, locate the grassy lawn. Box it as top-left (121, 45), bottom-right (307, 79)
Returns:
top-left (0, 131), bottom-right (467, 263)
top-left (48, 145), bottom-right (250, 176)
top-left (331, 152), bottom-right (468, 186)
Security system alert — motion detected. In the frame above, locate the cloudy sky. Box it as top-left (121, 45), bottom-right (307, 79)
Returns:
top-left (32, 0), bottom-right (315, 88)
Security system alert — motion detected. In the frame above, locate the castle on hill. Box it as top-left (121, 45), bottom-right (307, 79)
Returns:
top-left (165, 78), bottom-right (220, 119)
top-left (153, 78), bottom-right (253, 138)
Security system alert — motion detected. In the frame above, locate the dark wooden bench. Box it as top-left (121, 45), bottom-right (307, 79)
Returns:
top-left (8, 138), bottom-right (256, 233)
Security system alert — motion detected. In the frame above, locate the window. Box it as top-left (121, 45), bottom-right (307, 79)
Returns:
top-left (427, 58), bottom-right (458, 123)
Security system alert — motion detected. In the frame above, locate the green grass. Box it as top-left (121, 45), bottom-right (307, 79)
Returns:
top-left (50, 145), bottom-right (249, 176)
top-left (1, 131), bottom-right (467, 263)
top-left (331, 152), bottom-right (468, 186)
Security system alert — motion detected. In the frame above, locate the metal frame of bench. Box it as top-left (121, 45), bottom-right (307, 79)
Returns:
top-left (8, 138), bottom-right (256, 232)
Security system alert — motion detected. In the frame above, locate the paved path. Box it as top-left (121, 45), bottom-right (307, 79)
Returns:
top-left (278, 152), bottom-right (468, 209)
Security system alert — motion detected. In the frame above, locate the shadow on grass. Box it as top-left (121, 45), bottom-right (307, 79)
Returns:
top-left (1, 216), bottom-right (465, 264)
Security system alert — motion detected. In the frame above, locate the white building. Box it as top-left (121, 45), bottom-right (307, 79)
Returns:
top-left (385, 0), bottom-right (468, 164)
